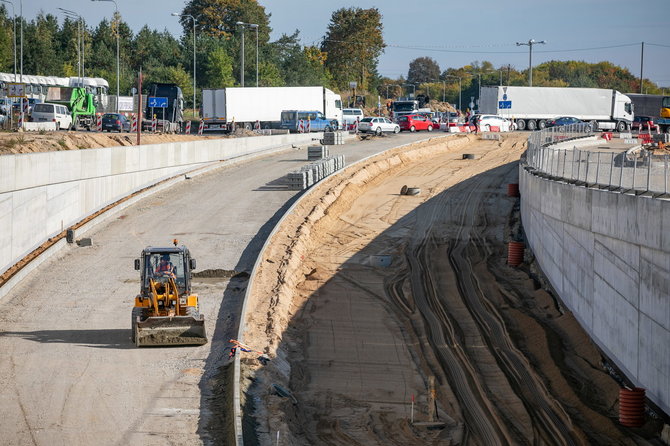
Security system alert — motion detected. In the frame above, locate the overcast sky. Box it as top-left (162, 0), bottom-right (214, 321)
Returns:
top-left (16, 0), bottom-right (670, 89)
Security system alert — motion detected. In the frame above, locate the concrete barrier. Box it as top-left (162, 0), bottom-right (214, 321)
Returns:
top-left (22, 122), bottom-right (57, 131)
top-left (520, 156), bottom-right (670, 415)
top-left (0, 132), bottom-right (322, 280)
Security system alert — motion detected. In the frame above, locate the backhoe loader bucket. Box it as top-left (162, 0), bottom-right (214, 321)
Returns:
top-left (135, 315), bottom-right (207, 347)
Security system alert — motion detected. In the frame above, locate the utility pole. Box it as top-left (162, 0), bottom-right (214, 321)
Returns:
top-left (639, 41), bottom-right (644, 94)
top-left (516, 39), bottom-right (546, 87)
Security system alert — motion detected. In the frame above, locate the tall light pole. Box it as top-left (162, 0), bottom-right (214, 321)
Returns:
top-left (59, 8), bottom-right (84, 83)
top-left (92, 0), bottom-right (119, 112)
top-left (253, 24), bottom-right (258, 87)
top-left (236, 22), bottom-right (258, 87)
top-left (172, 13), bottom-right (197, 116)
top-left (444, 75), bottom-right (462, 111)
top-left (236, 22), bottom-right (245, 87)
top-left (403, 83), bottom-right (416, 98)
top-left (516, 39), bottom-right (546, 87)
top-left (0, 0), bottom-right (16, 79)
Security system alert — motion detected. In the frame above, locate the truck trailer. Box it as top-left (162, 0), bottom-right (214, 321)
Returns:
top-left (627, 93), bottom-right (663, 119)
top-left (201, 86), bottom-right (343, 132)
top-left (479, 86), bottom-right (634, 132)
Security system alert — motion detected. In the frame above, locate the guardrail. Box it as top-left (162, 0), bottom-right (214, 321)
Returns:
top-left (525, 124), bottom-right (670, 197)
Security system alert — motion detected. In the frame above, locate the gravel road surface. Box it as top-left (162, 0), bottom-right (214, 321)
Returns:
top-left (0, 131), bottom-right (438, 445)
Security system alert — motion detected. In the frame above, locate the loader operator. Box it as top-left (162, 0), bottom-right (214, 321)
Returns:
top-left (154, 254), bottom-right (176, 278)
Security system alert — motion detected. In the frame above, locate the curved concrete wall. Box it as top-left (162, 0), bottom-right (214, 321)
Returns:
top-left (520, 164), bottom-right (670, 415)
top-left (0, 133), bottom-right (320, 277)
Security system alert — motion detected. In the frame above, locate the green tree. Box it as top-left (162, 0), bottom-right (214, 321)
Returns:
top-left (205, 46), bottom-right (236, 88)
top-left (24, 13), bottom-right (61, 75)
top-left (0, 5), bottom-right (14, 72)
top-left (268, 31), bottom-right (330, 87)
top-left (258, 61), bottom-right (282, 87)
top-left (321, 7), bottom-right (384, 90)
top-left (408, 57), bottom-right (440, 84)
top-left (181, 0), bottom-right (271, 40)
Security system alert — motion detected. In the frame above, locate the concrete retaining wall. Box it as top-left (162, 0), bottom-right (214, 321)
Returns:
top-left (0, 133), bottom-right (320, 276)
top-left (520, 166), bottom-right (670, 415)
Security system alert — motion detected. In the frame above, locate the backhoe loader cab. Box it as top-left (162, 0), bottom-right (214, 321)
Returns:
top-left (131, 244), bottom-right (207, 347)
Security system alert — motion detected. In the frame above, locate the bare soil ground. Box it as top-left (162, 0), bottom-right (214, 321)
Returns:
top-left (240, 133), bottom-right (663, 445)
top-left (0, 128), bottom-right (258, 154)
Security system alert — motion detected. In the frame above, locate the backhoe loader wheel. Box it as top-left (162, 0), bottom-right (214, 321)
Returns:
top-left (131, 307), bottom-right (147, 343)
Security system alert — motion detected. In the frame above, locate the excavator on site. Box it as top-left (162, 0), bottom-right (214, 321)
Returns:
top-left (131, 241), bottom-right (207, 347)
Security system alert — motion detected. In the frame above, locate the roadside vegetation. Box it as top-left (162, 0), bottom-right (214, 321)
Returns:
top-left (0, 1), bottom-right (663, 110)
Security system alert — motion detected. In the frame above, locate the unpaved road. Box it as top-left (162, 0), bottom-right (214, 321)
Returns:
top-left (244, 133), bottom-right (660, 444)
top-left (0, 131), bottom-right (437, 445)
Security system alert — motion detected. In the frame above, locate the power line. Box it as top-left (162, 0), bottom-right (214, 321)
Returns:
top-left (310, 38), bottom-right (669, 55)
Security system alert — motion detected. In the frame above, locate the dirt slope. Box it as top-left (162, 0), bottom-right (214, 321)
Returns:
top-left (0, 129), bottom-right (256, 154)
top-left (241, 133), bottom-right (660, 444)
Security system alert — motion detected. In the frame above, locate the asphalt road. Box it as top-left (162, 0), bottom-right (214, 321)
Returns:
top-left (0, 131), bottom-right (442, 446)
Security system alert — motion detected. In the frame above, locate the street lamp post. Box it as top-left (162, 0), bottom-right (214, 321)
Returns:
top-left (236, 22), bottom-right (259, 87)
top-left (172, 13), bottom-right (197, 116)
top-left (403, 83), bottom-right (416, 98)
top-left (444, 75), bottom-right (462, 111)
top-left (92, 0), bottom-right (119, 112)
top-left (516, 39), bottom-right (546, 87)
top-left (59, 8), bottom-right (84, 83)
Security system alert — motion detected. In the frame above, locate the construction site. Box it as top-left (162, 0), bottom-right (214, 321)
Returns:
top-left (0, 129), bottom-right (668, 445)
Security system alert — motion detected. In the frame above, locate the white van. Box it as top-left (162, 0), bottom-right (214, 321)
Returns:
top-left (342, 108), bottom-right (364, 127)
top-left (31, 103), bottom-right (72, 130)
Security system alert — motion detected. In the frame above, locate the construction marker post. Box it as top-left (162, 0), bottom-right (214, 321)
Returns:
top-left (306, 117), bottom-right (311, 133)
top-left (131, 114), bottom-right (137, 132)
top-left (198, 119), bottom-right (204, 135)
top-left (185, 120), bottom-right (191, 134)
top-left (151, 114), bottom-right (157, 133)
top-left (96, 113), bottom-right (102, 132)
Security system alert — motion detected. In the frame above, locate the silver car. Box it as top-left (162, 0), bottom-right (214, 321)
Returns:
top-left (358, 117), bottom-right (400, 135)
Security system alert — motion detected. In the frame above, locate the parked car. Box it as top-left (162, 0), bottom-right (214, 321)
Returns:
top-left (358, 117), bottom-right (400, 135)
top-left (280, 110), bottom-right (338, 132)
top-left (342, 108), bottom-right (364, 127)
top-left (398, 114), bottom-right (434, 132)
top-left (102, 113), bottom-right (131, 132)
top-left (473, 114), bottom-right (514, 132)
top-left (13, 97), bottom-right (42, 115)
top-left (31, 102), bottom-right (72, 130)
top-left (632, 115), bottom-right (657, 132)
top-left (545, 116), bottom-right (582, 128)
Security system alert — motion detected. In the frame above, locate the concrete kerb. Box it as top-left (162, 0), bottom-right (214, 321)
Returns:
top-left (233, 133), bottom-right (456, 445)
top-left (0, 136), bottom-right (328, 302)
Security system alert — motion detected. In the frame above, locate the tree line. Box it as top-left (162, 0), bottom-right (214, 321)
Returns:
top-left (0, 1), bottom-right (663, 111)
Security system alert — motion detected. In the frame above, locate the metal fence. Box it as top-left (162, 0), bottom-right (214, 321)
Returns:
top-left (524, 125), bottom-right (670, 197)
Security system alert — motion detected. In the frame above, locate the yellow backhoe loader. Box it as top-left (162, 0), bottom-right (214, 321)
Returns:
top-left (131, 242), bottom-right (207, 347)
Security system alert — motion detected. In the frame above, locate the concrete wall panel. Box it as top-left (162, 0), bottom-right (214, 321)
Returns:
top-left (592, 275), bottom-right (639, 377)
top-left (594, 235), bottom-right (639, 307)
top-left (0, 195), bottom-right (13, 268)
top-left (0, 155), bottom-right (16, 192)
top-left (521, 163), bottom-right (670, 415)
top-left (639, 247), bottom-right (670, 331)
top-left (15, 153), bottom-right (50, 191)
top-left (638, 314), bottom-right (670, 408)
top-left (0, 133), bottom-right (318, 276)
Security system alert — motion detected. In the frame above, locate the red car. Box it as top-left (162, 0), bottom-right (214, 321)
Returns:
top-left (631, 115), bottom-right (657, 132)
top-left (398, 114), bottom-right (435, 132)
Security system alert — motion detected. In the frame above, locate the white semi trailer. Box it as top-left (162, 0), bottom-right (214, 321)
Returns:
top-left (479, 86), bottom-right (634, 132)
top-left (201, 86), bottom-right (343, 132)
